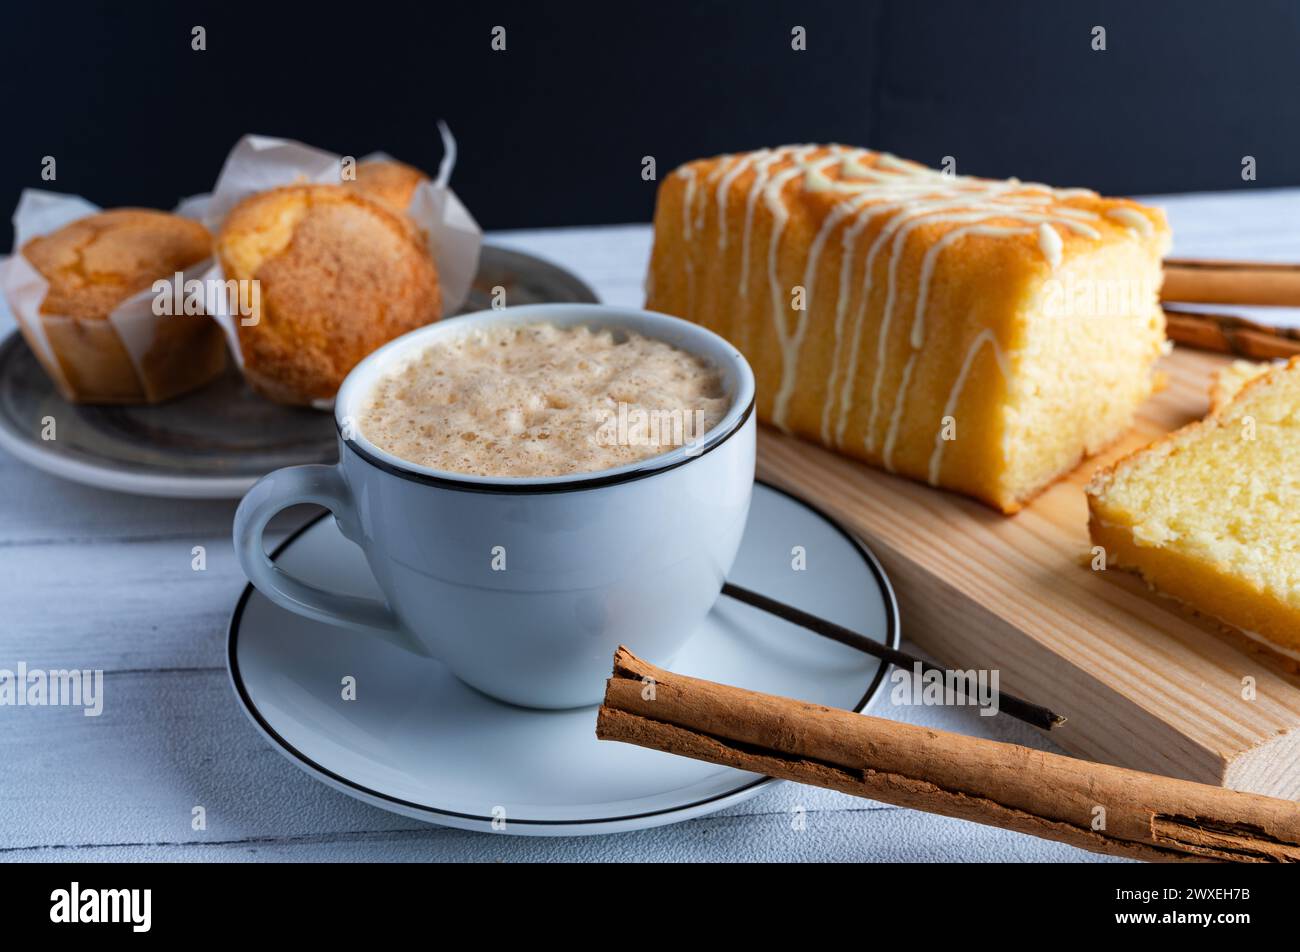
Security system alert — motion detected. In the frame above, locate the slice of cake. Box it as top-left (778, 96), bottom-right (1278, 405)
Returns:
top-left (1087, 357), bottom-right (1300, 658)
top-left (1210, 358), bottom-right (1273, 414)
top-left (645, 145), bottom-right (1171, 512)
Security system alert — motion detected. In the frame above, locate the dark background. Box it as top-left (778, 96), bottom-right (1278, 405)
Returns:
top-left (2, 0), bottom-right (1298, 248)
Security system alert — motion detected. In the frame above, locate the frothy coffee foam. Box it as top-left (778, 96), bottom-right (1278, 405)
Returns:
top-left (359, 322), bottom-right (729, 477)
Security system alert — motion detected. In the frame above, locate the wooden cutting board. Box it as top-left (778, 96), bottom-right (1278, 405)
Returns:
top-left (756, 346), bottom-right (1300, 799)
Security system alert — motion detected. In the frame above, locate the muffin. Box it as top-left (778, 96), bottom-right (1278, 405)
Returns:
top-left (18, 209), bottom-right (225, 403)
top-left (346, 159), bottom-right (428, 214)
top-left (216, 184), bottom-right (442, 405)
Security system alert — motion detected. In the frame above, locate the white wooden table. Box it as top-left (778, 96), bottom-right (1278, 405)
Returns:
top-left (2, 190), bottom-right (1297, 863)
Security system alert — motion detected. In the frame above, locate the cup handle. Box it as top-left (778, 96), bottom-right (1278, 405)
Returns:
top-left (234, 464), bottom-right (430, 656)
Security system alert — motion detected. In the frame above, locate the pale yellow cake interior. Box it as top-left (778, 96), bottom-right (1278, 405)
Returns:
top-left (1087, 357), bottom-right (1300, 652)
top-left (1002, 241), bottom-right (1166, 507)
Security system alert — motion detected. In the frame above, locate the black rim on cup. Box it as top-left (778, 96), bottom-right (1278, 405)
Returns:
top-left (337, 398), bottom-right (756, 495)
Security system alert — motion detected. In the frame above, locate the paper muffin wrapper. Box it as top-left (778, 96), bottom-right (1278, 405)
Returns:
top-left (0, 189), bottom-right (221, 403)
top-left (190, 123), bottom-right (482, 408)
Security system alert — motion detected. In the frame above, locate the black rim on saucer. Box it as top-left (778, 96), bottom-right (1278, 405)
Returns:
top-left (225, 479), bottom-right (901, 828)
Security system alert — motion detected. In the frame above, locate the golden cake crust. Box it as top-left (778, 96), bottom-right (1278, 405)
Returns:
top-left (1209, 359), bottom-right (1270, 414)
top-left (217, 184), bottom-right (442, 405)
top-left (346, 159), bottom-right (427, 214)
top-left (646, 145), bottom-right (1171, 512)
top-left (22, 209), bottom-right (212, 319)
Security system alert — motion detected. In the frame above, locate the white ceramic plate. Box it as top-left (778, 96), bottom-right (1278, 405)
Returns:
top-left (227, 482), bottom-right (900, 836)
top-left (0, 245), bottom-right (598, 499)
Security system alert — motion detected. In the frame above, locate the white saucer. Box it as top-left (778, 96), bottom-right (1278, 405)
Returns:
top-left (227, 481), bottom-right (899, 836)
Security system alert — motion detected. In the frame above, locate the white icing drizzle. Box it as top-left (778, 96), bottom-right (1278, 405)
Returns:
top-left (836, 199), bottom-right (954, 448)
top-left (881, 357), bottom-right (917, 470)
top-left (862, 200), bottom-right (1053, 451)
top-left (913, 224), bottom-right (1033, 351)
top-left (765, 150), bottom-right (850, 428)
top-left (696, 154), bottom-right (730, 234)
top-left (804, 167), bottom-right (835, 192)
top-left (704, 146), bottom-right (1118, 466)
top-left (716, 152), bottom-right (763, 251)
top-left (844, 203), bottom-right (939, 447)
top-left (1037, 222), bottom-right (1063, 270)
top-left (884, 223), bottom-right (1030, 470)
top-left (1106, 206), bottom-right (1153, 238)
top-left (680, 167), bottom-right (697, 242)
top-left (821, 200), bottom-right (910, 443)
top-left (875, 153), bottom-right (925, 173)
top-left (675, 167), bottom-right (699, 318)
top-left (772, 188), bottom-right (876, 428)
top-left (879, 208), bottom-right (1097, 465)
top-left (739, 147), bottom-right (808, 296)
top-left (926, 328), bottom-right (1010, 485)
top-left (1050, 205), bottom-right (1102, 221)
top-left (840, 155), bottom-right (873, 179)
top-left (706, 156), bottom-right (733, 182)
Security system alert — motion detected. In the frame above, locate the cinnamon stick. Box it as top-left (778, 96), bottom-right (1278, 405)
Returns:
top-left (1163, 258), bottom-right (1300, 307)
top-left (596, 647), bottom-right (1300, 863)
top-left (1164, 306), bottom-right (1300, 360)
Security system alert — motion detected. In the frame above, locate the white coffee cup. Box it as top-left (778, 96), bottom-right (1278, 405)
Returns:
top-left (233, 303), bottom-right (756, 708)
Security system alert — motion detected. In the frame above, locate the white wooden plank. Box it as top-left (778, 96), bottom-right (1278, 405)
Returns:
top-left (0, 454), bottom-right (313, 545)
top-left (0, 662), bottom-right (1094, 860)
top-left (1152, 188), bottom-right (1300, 262)
top-left (0, 536), bottom-right (255, 671)
top-left (487, 224), bottom-right (652, 285)
top-left (0, 670), bottom-right (418, 851)
top-left (1150, 188), bottom-right (1300, 327)
top-left (0, 659), bottom-right (1061, 853)
top-left (487, 224), bottom-right (651, 308)
top-left (2, 809), bottom-right (1122, 863)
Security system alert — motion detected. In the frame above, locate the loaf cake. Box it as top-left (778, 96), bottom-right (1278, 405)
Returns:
top-left (1087, 357), bottom-right (1300, 658)
top-left (17, 209), bottom-right (225, 403)
top-left (217, 184), bottom-right (442, 405)
top-left (645, 146), bottom-right (1171, 512)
